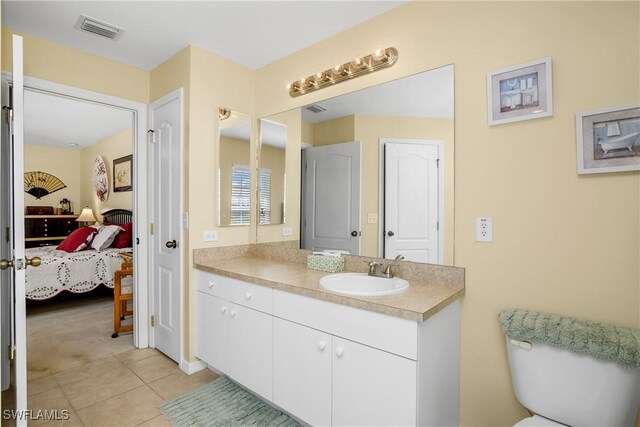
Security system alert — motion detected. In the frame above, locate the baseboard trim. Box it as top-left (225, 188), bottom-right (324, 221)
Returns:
top-left (180, 358), bottom-right (207, 375)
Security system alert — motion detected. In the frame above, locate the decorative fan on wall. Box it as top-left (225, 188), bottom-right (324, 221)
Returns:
top-left (24, 171), bottom-right (67, 199)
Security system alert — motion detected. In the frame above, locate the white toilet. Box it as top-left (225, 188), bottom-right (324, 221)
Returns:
top-left (505, 336), bottom-right (640, 426)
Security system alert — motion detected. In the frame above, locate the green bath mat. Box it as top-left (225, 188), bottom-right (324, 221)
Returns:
top-left (159, 376), bottom-right (300, 426)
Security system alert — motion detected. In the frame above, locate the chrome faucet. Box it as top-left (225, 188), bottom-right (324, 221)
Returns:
top-left (368, 255), bottom-right (405, 278)
top-left (383, 255), bottom-right (405, 278)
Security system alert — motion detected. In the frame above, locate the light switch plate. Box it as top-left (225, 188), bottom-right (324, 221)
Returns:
top-left (203, 230), bottom-right (218, 242)
top-left (282, 227), bottom-right (293, 237)
top-left (367, 213), bottom-right (378, 224)
top-left (476, 217), bottom-right (493, 242)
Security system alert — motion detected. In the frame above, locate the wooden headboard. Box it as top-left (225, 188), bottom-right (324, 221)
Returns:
top-left (102, 209), bottom-right (133, 224)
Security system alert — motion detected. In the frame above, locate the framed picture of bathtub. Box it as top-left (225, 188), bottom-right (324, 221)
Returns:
top-left (487, 57), bottom-right (553, 126)
top-left (576, 104), bottom-right (640, 174)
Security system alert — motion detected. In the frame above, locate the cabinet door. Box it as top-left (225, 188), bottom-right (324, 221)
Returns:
top-left (274, 318), bottom-right (331, 426)
top-left (195, 291), bottom-right (229, 373)
top-left (228, 304), bottom-right (273, 401)
top-left (333, 337), bottom-right (417, 426)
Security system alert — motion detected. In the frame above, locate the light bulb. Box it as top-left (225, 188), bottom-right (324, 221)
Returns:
top-left (286, 83), bottom-right (292, 90)
top-left (351, 57), bottom-right (365, 68)
top-left (372, 47), bottom-right (387, 61)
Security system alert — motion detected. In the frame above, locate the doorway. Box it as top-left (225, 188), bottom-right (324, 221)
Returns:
top-left (380, 139), bottom-right (443, 264)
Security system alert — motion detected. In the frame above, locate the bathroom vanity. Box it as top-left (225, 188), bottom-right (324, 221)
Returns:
top-left (194, 252), bottom-right (464, 426)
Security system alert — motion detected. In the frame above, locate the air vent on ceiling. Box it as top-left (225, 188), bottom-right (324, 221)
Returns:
top-left (74, 14), bottom-right (124, 40)
top-left (306, 104), bottom-right (327, 114)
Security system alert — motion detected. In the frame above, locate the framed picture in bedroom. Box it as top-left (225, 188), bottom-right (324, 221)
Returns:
top-left (113, 155), bottom-right (133, 192)
top-left (487, 57), bottom-right (553, 126)
top-left (576, 104), bottom-right (640, 174)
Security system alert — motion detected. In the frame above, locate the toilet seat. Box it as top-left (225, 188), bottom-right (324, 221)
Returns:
top-left (514, 415), bottom-right (567, 426)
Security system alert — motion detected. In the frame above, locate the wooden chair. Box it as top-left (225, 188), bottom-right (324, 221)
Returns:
top-left (111, 261), bottom-right (133, 338)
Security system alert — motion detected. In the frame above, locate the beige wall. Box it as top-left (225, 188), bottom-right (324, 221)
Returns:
top-left (255, 2), bottom-right (640, 425)
top-left (79, 129), bottom-right (133, 222)
top-left (2, 28), bottom-right (149, 104)
top-left (24, 145), bottom-right (81, 211)
top-left (312, 115), bottom-right (355, 146)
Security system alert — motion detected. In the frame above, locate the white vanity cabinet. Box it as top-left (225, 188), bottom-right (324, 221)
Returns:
top-left (195, 269), bottom-right (461, 426)
top-left (195, 271), bottom-right (273, 401)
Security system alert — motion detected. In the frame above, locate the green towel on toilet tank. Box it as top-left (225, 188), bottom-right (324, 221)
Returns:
top-left (499, 308), bottom-right (640, 369)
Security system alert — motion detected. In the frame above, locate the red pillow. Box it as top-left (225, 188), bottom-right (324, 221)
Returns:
top-left (104, 222), bottom-right (133, 248)
top-left (57, 227), bottom-right (97, 253)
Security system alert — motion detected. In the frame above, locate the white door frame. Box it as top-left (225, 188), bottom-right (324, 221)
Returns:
top-left (1, 72), bottom-right (150, 347)
top-left (148, 88), bottom-right (184, 368)
top-left (378, 138), bottom-right (444, 264)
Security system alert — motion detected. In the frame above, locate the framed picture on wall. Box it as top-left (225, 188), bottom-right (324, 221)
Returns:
top-left (487, 57), bottom-right (553, 126)
top-left (113, 155), bottom-right (133, 192)
top-left (576, 104), bottom-right (640, 174)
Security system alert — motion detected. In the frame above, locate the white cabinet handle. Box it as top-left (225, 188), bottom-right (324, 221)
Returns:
top-left (245, 292), bottom-right (252, 300)
top-left (208, 281), bottom-right (215, 289)
top-left (230, 310), bottom-right (237, 318)
top-left (220, 306), bottom-right (227, 314)
top-left (318, 341), bottom-right (326, 351)
top-left (335, 346), bottom-right (344, 357)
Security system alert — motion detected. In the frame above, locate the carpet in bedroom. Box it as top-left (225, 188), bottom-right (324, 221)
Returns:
top-left (27, 297), bottom-right (134, 381)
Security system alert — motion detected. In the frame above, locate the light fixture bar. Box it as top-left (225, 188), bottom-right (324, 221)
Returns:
top-left (287, 47), bottom-right (398, 98)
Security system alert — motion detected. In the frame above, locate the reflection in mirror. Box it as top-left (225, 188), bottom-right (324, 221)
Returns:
top-left (256, 65), bottom-right (455, 264)
top-left (258, 120), bottom-right (287, 225)
top-left (218, 109), bottom-right (252, 227)
top-left (298, 65), bottom-right (454, 265)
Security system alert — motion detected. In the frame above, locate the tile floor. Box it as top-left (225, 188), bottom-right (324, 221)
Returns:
top-left (3, 296), bottom-right (218, 426)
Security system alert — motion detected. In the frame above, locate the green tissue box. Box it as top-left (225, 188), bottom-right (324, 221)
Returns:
top-left (307, 253), bottom-right (345, 273)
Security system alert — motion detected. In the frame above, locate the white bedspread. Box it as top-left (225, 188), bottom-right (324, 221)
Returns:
top-left (25, 246), bottom-right (132, 300)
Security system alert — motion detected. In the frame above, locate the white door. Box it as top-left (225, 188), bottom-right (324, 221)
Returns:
top-left (332, 337), bottom-right (417, 426)
top-left (303, 141), bottom-right (360, 254)
top-left (150, 89), bottom-right (182, 363)
top-left (1, 35), bottom-right (35, 426)
top-left (384, 141), bottom-right (440, 263)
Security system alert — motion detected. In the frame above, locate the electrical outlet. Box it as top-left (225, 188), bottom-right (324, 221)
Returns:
top-left (476, 217), bottom-right (493, 242)
top-left (367, 213), bottom-right (378, 224)
top-left (282, 227), bottom-right (293, 237)
top-left (203, 230), bottom-right (218, 242)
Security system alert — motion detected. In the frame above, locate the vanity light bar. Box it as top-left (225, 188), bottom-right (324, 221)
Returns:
top-left (287, 47), bottom-right (398, 98)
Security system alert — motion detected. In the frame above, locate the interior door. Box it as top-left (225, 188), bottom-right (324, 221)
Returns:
top-left (1, 35), bottom-right (32, 426)
top-left (303, 141), bottom-right (360, 254)
top-left (384, 141), bottom-right (440, 263)
top-left (150, 90), bottom-right (182, 363)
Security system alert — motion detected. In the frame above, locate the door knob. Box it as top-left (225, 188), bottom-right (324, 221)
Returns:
top-left (166, 240), bottom-right (177, 249)
top-left (0, 259), bottom-right (13, 270)
top-left (245, 292), bottom-right (252, 301)
top-left (351, 230), bottom-right (361, 237)
top-left (335, 347), bottom-right (344, 357)
top-left (387, 231), bottom-right (395, 237)
top-left (26, 257), bottom-right (41, 268)
top-left (318, 341), bottom-right (326, 351)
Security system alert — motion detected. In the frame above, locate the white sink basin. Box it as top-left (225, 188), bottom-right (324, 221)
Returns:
top-left (320, 273), bottom-right (409, 296)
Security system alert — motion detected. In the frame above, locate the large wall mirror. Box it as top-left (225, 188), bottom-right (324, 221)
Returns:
top-left (257, 64), bottom-right (454, 266)
top-left (218, 108), bottom-right (252, 227)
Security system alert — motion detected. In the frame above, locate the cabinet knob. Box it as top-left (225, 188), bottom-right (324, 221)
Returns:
top-left (208, 281), bottom-right (215, 289)
top-left (245, 292), bottom-right (252, 300)
top-left (318, 341), bottom-right (326, 351)
top-left (220, 306), bottom-right (227, 314)
top-left (335, 346), bottom-right (344, 357)
top-left (230, 310), bottom-right (236, 318)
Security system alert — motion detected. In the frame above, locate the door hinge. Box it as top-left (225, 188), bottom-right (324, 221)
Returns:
top-left (2, 106), bottom-right (12, 124)
top-left (8, 345), bottom-right (14, 361)
top-left (437, 221), bottom-right (440, 231)
top-left (148, 129), bottom-right (155, 143)
top-left (436, 159), bottom-right (440, 168)
top-left (151, 315), bottom-right (155, 327)
top-left (150, 223), bottom-right (154, 235)
top-left (5, 227), bottom-right (9, 243)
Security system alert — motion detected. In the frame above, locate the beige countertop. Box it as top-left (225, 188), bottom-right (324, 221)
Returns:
top-left (194, 256), bottom-right (464, 322)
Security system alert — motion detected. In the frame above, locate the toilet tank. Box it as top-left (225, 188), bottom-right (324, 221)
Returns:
top-left (506, 337), bottom-right (640, 426)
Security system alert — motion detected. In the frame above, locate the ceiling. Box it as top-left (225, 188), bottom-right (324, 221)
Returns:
top-left (24, 90), bottom-right (133, 149)
top-left (301, 64), bottom-right (454, 123)
top-left (3, 1), bottom-right (406, 70)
